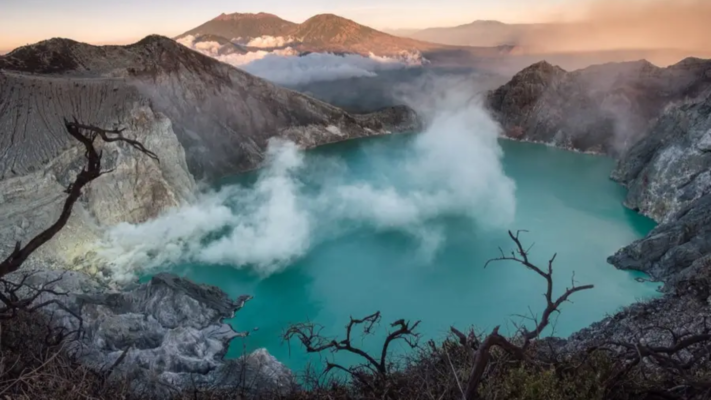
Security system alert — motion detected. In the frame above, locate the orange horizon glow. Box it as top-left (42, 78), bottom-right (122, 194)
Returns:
top-left (1, 0), bottom-right (710, 55)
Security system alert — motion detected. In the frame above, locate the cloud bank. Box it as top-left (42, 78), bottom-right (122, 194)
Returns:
top-left (176, 35), bottom-right (425, 85)
top-left (244, 36), bottom-right (294, 48)
top-left (98, 92), bottom-right (516, 282)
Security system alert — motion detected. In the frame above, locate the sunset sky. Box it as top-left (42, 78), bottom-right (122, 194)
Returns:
top-left (0, 0), bottom-right (583, 51)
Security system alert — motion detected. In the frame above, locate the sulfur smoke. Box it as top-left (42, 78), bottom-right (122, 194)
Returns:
top-left (98, 86), bottom-right (516, 282)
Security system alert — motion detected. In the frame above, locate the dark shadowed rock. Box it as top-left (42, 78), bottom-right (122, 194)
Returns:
top-left (11, 270), bottom-right (291, 397)
top-left (608, 90), bottom-right (711, 283)
top-left (487, 58), bottom-right (711, 155)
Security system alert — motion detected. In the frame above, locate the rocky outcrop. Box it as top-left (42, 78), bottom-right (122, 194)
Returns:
top-left (487, 58), bottom-right (711, 155)
top-left (13, 270), bottom-right (291, 396)
top-left (0, 70), bottom-right (196, 271)
top-left (608, 90), bottom-right (711, 282)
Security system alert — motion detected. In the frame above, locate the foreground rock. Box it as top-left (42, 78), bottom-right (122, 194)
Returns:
top-left (13, 270), bottom-right (291, 396)
top-left (487, 58), bottom-right (711, 155)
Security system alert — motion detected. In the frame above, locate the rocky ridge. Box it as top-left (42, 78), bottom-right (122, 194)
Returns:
top-left (487, 58), bottom-right (711, 155)
top-left (11, 270), bottom-right (292, 395)
top-left (0, 35), bottom-right (420, 266)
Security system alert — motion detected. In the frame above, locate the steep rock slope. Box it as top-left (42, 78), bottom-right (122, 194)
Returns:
top-left (0, 70), bottom-right (196, 269)
top-left (609, 89), bottom-right (711, 281)
top-left (0, 35), bottom-right (420, 180)
top-left (487, 59), bottom-right (711, 355)
top-left (487, 58), bottom-right (711, 155)
top-left (0, 35), bottom-right (419, 272)
top-left (180, 12), bottom-right (297, 41)
top-left (16, 270), bottom-right (291, 394)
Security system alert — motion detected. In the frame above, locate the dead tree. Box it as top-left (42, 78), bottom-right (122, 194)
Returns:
top-left (0, 119), bottom-right (157, 318)
top-left (0, 119), bottom-right (157, 278)
top-left (284, 311), bottom-right (421, 390)
top-left (450, 230), bottom-right (594, 400)
top-left (0, 119), bottom-right (157, 317)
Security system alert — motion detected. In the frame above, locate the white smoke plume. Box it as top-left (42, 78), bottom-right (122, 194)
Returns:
top-left (98, 88), bottom-right (516, 282)
top-left (176, 36), bottom-right (425, 85)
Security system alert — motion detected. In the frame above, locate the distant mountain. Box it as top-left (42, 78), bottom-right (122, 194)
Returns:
top-left (180, 12), bottom-right (297, 41)
top-left (409, 20), bottom-right (542, 47)
top-left (176, 12), bottom-right (510, 59)
top-left (381, 28), bottom-right (421, 37)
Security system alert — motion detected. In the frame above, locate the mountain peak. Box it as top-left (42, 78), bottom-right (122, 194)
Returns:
top-left (213, 12), bottom-right (282, 21)
top-left (300, 13), bottom-right (361, 28)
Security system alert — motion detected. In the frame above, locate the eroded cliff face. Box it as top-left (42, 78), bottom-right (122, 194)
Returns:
top-left (0, 70), bottom-right (196, 271)
top-left (485, 56), bottom-right (711, 285)
top-left (487, 58), bottom-right (711, 155)
top-left (608, 90), bottom-right (711, 282)
top-left (486, 58), bottom-right (711, 354)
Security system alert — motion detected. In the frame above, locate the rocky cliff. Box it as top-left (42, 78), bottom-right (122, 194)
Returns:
top-left (608, 89), bottom-right (711, 282)
top-left (487, 58), bottom-right (711, 155)
top-left (0, 35), bottom-right (421, 180)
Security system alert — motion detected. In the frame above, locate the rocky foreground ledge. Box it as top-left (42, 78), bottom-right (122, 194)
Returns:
top-left (10, 270), bottom-right (291, 396)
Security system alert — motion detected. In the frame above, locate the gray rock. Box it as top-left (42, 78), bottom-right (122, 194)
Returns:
top-left (607, 90), bottom-right (711, 286)
top-left (9, 269), bottom-right (291, 396)
top-left (487, 58), bottom-right (711, 155)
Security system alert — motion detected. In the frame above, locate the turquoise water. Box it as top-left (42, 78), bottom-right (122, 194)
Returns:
top-left (148, 135), bottom-right (658, 371)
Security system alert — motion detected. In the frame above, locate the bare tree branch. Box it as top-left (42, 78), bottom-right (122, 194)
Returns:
top-left (0, 119), bottom-right (159, 278)
top-left (459, 230), bottom-right (594, 399)
top-left (284, 311), bottom-right (421, 382)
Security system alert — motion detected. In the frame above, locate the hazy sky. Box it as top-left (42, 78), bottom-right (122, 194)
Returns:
top-left (0, 0), bottom-right (582, 51)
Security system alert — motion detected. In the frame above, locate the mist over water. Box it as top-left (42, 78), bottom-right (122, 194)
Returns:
top-left (130, 137), bottom-right (658, 371)
top-left (99, 100), bottom-right (515, 280)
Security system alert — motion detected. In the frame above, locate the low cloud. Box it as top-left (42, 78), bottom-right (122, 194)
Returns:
top-left (176, 36), bottom-right (426, 85)
top-left (244, 36), bottom-right (294, 48)
top-left (240, 52), bottom-right (423, 86)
